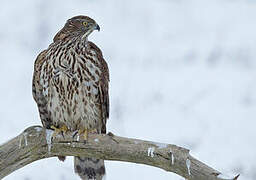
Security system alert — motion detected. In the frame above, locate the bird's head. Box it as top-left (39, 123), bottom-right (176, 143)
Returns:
top-left (54, 15), bottom-right (100, 42)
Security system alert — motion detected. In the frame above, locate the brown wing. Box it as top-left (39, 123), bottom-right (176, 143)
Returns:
top-left (32, 50), bottom-right (52, 128)
top-left (88, 41), bottom-right (109, 134)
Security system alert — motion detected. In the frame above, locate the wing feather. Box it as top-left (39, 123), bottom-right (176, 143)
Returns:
top-left (32, 50), bottom-right (52, 128)
top-left (88, 41), bottom-right (109, 134)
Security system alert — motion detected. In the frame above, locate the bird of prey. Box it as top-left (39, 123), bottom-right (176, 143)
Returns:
top-left (32, 15), bottom-right (109, 180)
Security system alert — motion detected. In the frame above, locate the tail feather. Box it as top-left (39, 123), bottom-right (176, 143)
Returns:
top-left (58, 156), bottom-right (66, 162)
top-left (74, 157), bottom-right (105, 180)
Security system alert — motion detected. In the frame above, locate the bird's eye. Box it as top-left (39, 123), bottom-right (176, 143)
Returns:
top-left (83, 22), bottom-right (88, 27)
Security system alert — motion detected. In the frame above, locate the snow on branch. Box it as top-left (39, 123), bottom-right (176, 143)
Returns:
top-left (0, 126), bottom-right (239, 180)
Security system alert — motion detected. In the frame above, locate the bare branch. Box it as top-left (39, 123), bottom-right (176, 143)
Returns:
top-left (0, 126), bottom-right (239, 180)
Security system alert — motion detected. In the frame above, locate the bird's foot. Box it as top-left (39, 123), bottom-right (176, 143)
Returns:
top-left (77, 128), bottom-right (88, 142)
top-left (76, 128), bottom-right (97, 142)
top-left (50, 125), bottom-right (68, 138)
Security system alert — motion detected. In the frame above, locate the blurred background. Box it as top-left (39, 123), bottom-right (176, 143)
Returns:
top-left (0, 0), bottom-right (256, 179)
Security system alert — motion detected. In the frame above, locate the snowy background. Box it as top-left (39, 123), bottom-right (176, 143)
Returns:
top-left (0, 0), bottom-right (256, 179)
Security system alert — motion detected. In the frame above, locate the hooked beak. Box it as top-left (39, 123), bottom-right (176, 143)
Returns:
top-left (94, 24), bottom-right (100, 31)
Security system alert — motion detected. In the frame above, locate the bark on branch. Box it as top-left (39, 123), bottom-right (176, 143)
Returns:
top-left (0, 126), bottom-right (239, 180)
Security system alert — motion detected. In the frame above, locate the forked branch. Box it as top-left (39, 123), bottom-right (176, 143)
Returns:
top-left (0, 126), bottom-right (239, 180)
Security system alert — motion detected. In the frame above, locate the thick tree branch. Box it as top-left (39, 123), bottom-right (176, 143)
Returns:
top-left (0, 126), bottom-right (239, 180)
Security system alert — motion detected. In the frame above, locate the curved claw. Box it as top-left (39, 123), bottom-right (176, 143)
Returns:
top-left (50, 125), bottom-right (68, 138)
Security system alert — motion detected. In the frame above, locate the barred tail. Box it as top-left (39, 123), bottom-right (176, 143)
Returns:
top-left (74, 157), bottom-right (105, 180)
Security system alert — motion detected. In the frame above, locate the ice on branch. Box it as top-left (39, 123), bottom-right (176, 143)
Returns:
top-left (45, 129), bottom-right (54, 153)
top-left (23, 132), bottom-right (28, 146)
top-left (147, 147), bottom-right (155, 157)
top-left (217, 173), bottom-right (240, 180)
top-left (19, 132), bottom-right (28, 148)
top-left (186, 158), bottom-right (191, 176)
top-left (169, 150), bottom-right (175, 165)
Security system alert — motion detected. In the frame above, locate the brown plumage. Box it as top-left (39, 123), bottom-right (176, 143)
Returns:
top-left (32, 15), bottom-right (109, 180)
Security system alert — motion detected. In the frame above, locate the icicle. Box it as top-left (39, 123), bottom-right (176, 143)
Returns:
top-left (18, 132), bottom-right (28, 148)
top-left (23, 132), bottom-right (28, 146)
top-left (45, 129), bottom-right (54, 153)
top-left (147, 147), bottom-right (155, 157)
top-left (169, 150), bottom-right (174, 165)
top-left (19, 135), bottom-right (23, 148)
top-left (186, 158), bottom-right (191, 176)
top-left (171, 153), bottom-right (174, 165)
top-left (217, 173), bottom-right (240, 180)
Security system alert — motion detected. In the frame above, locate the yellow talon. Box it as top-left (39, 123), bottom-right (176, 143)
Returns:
top-left (78, 129), bottom-right (83, 135)
top-left (77, 129), bottom-right (88, 141)
top-left (60, 125), bottom-right (68, 133)
top-left (51, 125), bottom-right (68, 137)
top-left (84, 129), bottom-right (88, 140)
top-left (76, 128), bottom-right (97, 142)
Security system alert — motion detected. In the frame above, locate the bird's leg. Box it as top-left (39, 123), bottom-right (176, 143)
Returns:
top-left (76, 128), bottom-right (97, 142)
top-left (50, 125), bottom-right (68, 138)
top-left (77, 128), bottom-right (88, 142)
top-left (49, 125), bottom-right (68, 162)
top-left (83, 129), bottom-right (88, 141)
